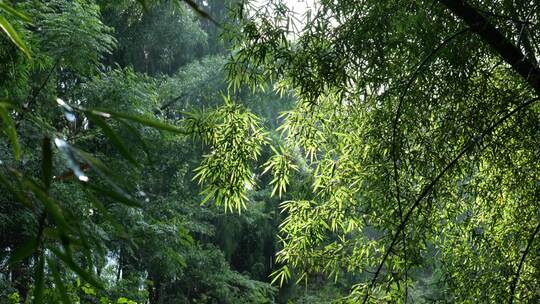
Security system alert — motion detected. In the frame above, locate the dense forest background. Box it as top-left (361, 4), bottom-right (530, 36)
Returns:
top-left (0, 0), bottom-right (539, 303)
top-left (0, 0), bottom-right (297, 303)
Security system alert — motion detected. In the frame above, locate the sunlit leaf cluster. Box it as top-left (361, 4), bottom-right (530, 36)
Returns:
top-left (222, 0), bottom-right (540, 302)
top-left (193, 96), bottom-right (268, 212)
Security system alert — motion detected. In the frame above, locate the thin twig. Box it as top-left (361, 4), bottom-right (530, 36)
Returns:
top-left (509, 221), bottom-right (540, 304)
top-left (24, 59), bottom-right (60, 112)
top-left (478, 9), bottom-right (538, 26)
top-left (363, 96), bottom-right (540, 304)
top-left (390, 27), bottom-right (470, 303)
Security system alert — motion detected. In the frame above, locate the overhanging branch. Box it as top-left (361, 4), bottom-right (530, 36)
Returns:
top-left (363, 96), bottom-right (540, 303)
top-left (390, 28), bottom-right (470, 304)
top-left (509, 221), bottom-right (540, 304)
top-left (438, 0), bottom-right (540, 94)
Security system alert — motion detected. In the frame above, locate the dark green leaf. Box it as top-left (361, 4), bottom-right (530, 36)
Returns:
top-left (33, 253), bottom-right (45, 304)
top-left (50, 247), bottom-right (104, 289)
top-left (91, 108), bottom-right (186, 134)
top-left (8, 237), bottom-right (37, 265)
top-left (0, 103), bottom-right (20, 160)
top-left (0, 171), bottom-right (31, 207)
top-left (23, 178), bottom-right (69, 231)
top-left (0, 2), bottom-right (32, 22)
top-left (50, 261), bottom-right (71, 304)
top-left (117, 118), bottom-right (153, 165)
top-left (0, 15), bottom-right (31, 58)
top-left (88, 184), bottom-right (142, 208)
top-left (74, 148), bottom-right (131, 190)
top-left (135, 0), bottom-right (149, 10)
top-left (54, 138), bottom-right (88, 182)
top-left (84, 189), bottom-right (129, 238)
top-left (86, 112), bottom-right (139, 166)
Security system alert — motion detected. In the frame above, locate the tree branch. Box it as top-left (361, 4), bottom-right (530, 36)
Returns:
top-left (363, 96), bottom-right (540, 303)
top-left (24, 59), bottom-right (60, 111)
top-left (390, 28), bottom-right (470, 303)
top-left (437, 0), bottom-right (540, 95)
top-left (509, 221), bottom-right (540, 304)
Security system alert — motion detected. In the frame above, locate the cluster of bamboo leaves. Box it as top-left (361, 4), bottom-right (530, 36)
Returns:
top-left (3, 0), bottom-right (540, 303)
top-left (221, 0), bottom-right (540, 303)
top-left (0, 1), bottom-right (264, 302)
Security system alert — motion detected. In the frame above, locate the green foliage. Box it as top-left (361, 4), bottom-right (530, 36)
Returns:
top-left (6, 292), bottom-right (18, 304)
top-left (99, 0), bottom-right (207, 75)
top-left (221, 0), bottom-right (540, 302)
top-left (0, 1), bottom-right (31, 58)
top-left (0, 1), bottom-right (277, 304)
top-left (6, 0), bottom-right (540, 303)
top-left (0, 102), bottom-right (20, 159)
top-left (192, 96), bottom-right (268, 212)
top-left (0, 15), bottom-right (29, 59)
top-left (29, 0), bottom-right (116, 75)
top-left (262, 145), bottom-right (298, 198)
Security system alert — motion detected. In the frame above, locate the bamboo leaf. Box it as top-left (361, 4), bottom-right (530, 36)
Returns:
top-left (88, 184), bottom-right (142, 208)
top-left (50, 262), bottom-right (71, 304)
top-left (0, 2), bottom-right (31, 22)
top-left (92, 108), bottom-right (186, 134)
top-left (72, 147), bottom-right (131, 190)
top-left (86, 112), bottom-right (138, 166)
top-left (0, 171), bottom-right (31, 207)
top-left (24, 178), bottom-right (69, 231)
top-left (0, 103), bottom-right (20, 160)
top-left (50, 247), bottom-right (104, 289)
top-left (8, 237), bottom-right (38, 265)
top-left (0, 15), bottom-right (31, 58)
top-left (135, 0), bottom-right (149, 10)
top-left (84, 189), bottom-right (129, 238)
top-left (54, 138), bottom-right (89, 182)
top-left (117, 118), bottom-right (153, 165)
top-left (33, 253), bottom-right (45, 304)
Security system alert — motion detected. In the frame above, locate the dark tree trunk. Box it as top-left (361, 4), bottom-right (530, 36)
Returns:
top-left (438, 0), bottom-right (540, 94)
top-left (10, 258), bottom-right (30, 302)
top-left (148, 276), bottom-right (162, 304)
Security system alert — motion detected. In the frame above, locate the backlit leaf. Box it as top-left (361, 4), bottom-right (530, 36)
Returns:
top-left (0, 15), bottom-right (31, 58)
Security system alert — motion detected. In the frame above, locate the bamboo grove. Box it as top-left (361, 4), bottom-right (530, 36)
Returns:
top-left (0, 0), bottom-right (539, 303)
